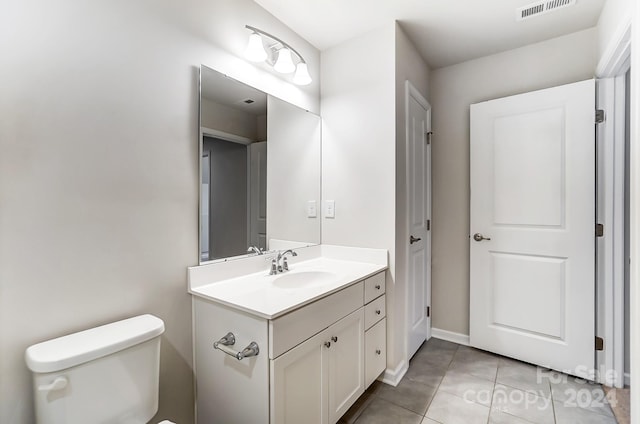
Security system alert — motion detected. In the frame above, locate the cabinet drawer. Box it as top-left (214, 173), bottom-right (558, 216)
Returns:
top-left (364, 295), bottom-right (386, 330)
top-left (269, 282), bottom-right (364, 359)
top-left (364, 318), bottom-right (386, 388)
top-left (364, 272), bottom-right (385, 304)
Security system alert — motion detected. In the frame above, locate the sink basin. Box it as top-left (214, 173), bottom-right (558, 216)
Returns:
top-left (272, 271), bottom-right (337, 289)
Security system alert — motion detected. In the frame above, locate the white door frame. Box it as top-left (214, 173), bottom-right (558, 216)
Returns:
top-left (404, 80), bottom-right (432, 359)
top-left (595, 18), bottom-right (631, 388)
top-left (629, 1), bottom-right (639, 417)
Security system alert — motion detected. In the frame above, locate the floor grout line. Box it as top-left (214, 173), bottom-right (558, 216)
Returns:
top-left (551, 386), bottom-right (558, 424)
top-left (486, 363), bottom-right (497, 424)
top-left (348, 339), bottom-right (615, 424)
top-left (423, 343), bottom-right (460, 420)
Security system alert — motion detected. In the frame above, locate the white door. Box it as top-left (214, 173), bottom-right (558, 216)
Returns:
top-left (406, 81), bottom-right (432, 359)
top-left (249, 141), bottom-right (267, 250)
top-left (470, 79), bottom-right (595, 379)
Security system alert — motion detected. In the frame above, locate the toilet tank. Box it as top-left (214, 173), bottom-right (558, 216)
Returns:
top-left (25, 314), bottom-right (165, 424)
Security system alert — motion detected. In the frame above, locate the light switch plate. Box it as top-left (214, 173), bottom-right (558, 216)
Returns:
top-left (325, 200), bottom-right (335, 218)
top-left (307, 200), bottom-right (317, 218)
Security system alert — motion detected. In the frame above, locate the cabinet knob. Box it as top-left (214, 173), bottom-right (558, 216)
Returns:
top-left (324, 341), bottom-right (331, 348)
top-left (331, 336), bottom-right (338, 343)
top-left (376, 349), bottom-right (381, 355)
top-left (375, 285), bottom-right (381, 289)
top-left (375, 310), bottom-right (381, 315)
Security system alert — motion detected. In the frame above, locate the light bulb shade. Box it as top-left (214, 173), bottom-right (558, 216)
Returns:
top-left (273, 48), bottom-right (295, 73)
top-left (245, 32), bottom-right (267, 62)
top-left (293, 62), bottom-right (312, 85)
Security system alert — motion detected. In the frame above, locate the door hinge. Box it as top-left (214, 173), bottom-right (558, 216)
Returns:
top-left (427, 219), bottom-right (431, 231)
top-left (426, 306), bottom-right (431, 318)
top-left (426, 131), bottom-right (433, 144)
top-left (595, 109), bottom-right (605, 124)
top-left (596, 223), bottom-right (604, 237)
top-left (595, 336), bottom-right (604, 351)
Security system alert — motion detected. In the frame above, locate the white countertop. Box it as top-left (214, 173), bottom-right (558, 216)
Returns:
top-left (188, 246), bottom-right (388, 319)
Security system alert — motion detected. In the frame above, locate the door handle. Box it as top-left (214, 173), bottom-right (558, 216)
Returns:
top-left (473, 233), bottom-right (491, 242)
top-left (410, 235), bottom-right (422, 244)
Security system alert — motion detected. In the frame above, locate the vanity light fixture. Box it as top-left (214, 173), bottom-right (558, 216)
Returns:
top-left (273, 47), bottom-right (295, 74)
top-left (245, 31), bottom-right (268, 62)
top-left (244, 25), bottom-right (312, 86)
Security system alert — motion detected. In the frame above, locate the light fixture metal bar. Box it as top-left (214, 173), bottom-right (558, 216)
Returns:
top-left (245, 25), bottom-right (306, 64)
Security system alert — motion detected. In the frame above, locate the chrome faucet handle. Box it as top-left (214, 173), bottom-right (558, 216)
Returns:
top-left (282, 257), bottom-right (289, 271)
top-left (269, 258), bottom-right (278, 275)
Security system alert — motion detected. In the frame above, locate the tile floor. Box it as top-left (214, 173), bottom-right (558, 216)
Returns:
top-left (604, 386), bottom-right (631, 424)
top-left (340, 338), bottom-right (618, 424)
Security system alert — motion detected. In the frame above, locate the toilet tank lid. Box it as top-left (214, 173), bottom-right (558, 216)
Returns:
top-left (25, 314), bottom-right (165, 373)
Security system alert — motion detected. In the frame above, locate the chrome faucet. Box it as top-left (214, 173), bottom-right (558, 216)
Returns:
top-left (269, 250), bottom-right (298, 275)
top-left (278, 249), bottom-right (297, 272)
top-left (247, 246), bottom-right (264, 255)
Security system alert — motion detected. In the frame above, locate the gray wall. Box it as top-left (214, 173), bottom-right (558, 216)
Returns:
top-left (321, 24), bottom-right (399, 367)
top-left (429, 28), bottom-right (598, 335)
top-left (319, 22), bottom-right (432, 376)
top-left (0, 1), bottom-right (319, 423)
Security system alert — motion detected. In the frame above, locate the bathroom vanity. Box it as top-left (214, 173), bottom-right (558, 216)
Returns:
top-left (188, 246), bottom-right (388, 424)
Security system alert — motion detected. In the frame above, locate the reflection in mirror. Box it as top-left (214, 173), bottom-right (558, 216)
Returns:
top-left (200, 66), bottom-right (267, 262)
top-left (267, 96), bottom-right (321, 246)
top-left (199, 65), bottom-right (321, 263)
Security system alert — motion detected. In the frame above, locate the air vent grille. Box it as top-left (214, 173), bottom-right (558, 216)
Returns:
top-left (517, 0), bottom-right (576, 21)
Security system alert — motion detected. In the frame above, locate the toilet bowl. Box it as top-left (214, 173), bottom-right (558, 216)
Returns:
top-left (25, 314), bottom-right (167, 424)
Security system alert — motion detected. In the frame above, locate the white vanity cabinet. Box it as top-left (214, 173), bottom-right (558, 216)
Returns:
top-left (271, 309), bottom-right (364, 424)
top-left (192, 271), bottom-right (387, 424)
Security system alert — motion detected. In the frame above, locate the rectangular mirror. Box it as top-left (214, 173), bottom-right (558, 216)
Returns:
top-left (199, 65), bottom-right (321, 263)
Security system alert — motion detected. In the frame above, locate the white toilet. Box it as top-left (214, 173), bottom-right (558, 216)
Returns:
top-left (25, 314), bottom-right (166, 424)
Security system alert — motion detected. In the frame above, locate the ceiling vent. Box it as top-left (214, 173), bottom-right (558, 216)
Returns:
top-left (516, 0), bottom-right (576, 21)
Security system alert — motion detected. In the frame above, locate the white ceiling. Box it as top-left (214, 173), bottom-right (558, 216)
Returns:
top-left (253, 0), bottom-right (606, 68)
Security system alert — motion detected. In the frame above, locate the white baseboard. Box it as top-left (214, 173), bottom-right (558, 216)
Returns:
top-left (625, 372), bottom-right (631, 387)
top-left (431, 328), bottom-right (470, 346)
top-left (380, 360), bottom-right (408, 387)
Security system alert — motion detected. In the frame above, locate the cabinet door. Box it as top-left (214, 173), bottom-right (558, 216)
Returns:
top-left (365, 318), bottom-right (387, 388)
top-left (328, 309), bottom-right (365, 424)
top-left (271, 329), bottom-right (329, 424)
